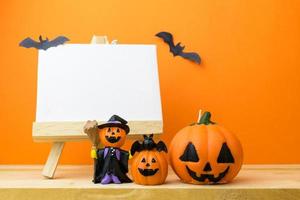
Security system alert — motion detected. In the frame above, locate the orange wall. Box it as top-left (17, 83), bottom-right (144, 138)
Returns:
top-left (0, 0), bottom-right (300, 164)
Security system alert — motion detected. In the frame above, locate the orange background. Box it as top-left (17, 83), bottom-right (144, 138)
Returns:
top-left (0, 0), bottom-right (300, 164)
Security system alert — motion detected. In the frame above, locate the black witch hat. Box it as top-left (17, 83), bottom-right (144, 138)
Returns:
top-left (97, 115), bottom-right (130, 134)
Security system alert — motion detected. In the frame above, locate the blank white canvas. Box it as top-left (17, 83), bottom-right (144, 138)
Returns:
top-left (36, 44), bottom-right (162, 122)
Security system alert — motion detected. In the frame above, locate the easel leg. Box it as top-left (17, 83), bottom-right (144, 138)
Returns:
top-left (42, 142), bottom-right (65, 179)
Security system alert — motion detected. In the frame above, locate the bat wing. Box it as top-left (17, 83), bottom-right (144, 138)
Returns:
top-left (156, 32), bottom-right (173, 45)
top-left (156, 141), bottom-right (168, 153)
top-left (155, 31), bottom-right (176, 52)
top-left (179, 51), bottom-right (201, 64)
top-left (130, 141), bottom-right (142, 156)
top-left (19, 37), bottom-right (41, 49)
top-left (44, 36), bottom-right (69, 50)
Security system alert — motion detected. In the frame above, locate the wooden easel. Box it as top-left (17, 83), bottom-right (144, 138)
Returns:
top-left (33, 36), bottom-right (162, 178)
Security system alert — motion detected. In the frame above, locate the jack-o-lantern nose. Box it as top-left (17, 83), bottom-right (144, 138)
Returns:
top-left (111, 132), bottom-right (115, 135)
top-left (203, 162), bottom-right (212, 172)
top-left (146, 163), bottom-right (150, 167)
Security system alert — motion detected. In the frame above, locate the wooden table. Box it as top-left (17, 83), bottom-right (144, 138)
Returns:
top-left (0, 165), bottom-right (299, 200)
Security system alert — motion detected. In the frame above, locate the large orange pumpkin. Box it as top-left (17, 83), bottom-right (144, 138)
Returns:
top-left (169, 111), bottom-right (243, 184)
top-left (130, 135), bottom-right (168, 185)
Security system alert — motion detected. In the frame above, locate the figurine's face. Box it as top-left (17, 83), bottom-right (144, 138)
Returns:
top-left (99, 127), bottom-right (126, 148)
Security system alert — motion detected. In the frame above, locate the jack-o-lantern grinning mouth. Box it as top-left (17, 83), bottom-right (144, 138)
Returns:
top-left (138, 168), bottom-right (159, 176)
top-left (105, 136), bottom-right (121, 143)
top-left (186, 166), bottom-right (230, 183)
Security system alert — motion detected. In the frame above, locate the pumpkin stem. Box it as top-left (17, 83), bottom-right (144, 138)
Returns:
top-left (198, 111), bottom-right (215, 125)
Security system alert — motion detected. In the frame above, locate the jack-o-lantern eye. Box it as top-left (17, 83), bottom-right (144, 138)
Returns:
top-left (116, 128), bottom-right (120, 133)
top-left (141, 158), bottom-right (146, 163)
top-left (107, 128), bottom-right (111, 132)
top-left (151, 158), bottom-right (156, 163)
top-left (179, 142), bottom-right (199, 162)
top-left (217, 143), bottom-right (234, 163)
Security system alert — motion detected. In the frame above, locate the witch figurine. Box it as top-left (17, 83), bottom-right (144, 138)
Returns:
top-left (83, 115), bottom-right (132, 184)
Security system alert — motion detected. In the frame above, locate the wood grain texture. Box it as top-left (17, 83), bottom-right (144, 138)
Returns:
top-left (0, 165), bottom-right (299, 200)
top-left (32, 121), bottom-right (163, 142)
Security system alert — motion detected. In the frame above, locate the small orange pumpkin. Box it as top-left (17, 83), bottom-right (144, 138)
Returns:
top-left (169, 111), bottom-right (243, 184)
top-left (130, 135), bottom-right (168, 185)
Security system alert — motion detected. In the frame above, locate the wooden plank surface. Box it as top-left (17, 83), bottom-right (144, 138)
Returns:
top-left (32, 121), bottom-right (163, 142)
top-left (0, 165), bottom-right (299, 200)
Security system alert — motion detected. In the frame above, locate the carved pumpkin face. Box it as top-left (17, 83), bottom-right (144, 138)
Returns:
top-left (99, 127), bottom-right (127, 148)
top-left (130, 134), bottom-right (168, 185)
top-left (131, 150), bottom-right (168, 185)
top-left (169, 112), bottom-right (243, 184)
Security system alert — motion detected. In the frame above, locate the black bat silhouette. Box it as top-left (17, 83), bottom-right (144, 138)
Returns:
top-left (19, 35), bottom-right (69, 50)
top-left (155, 31), bottom-right (201, 64)
top-left (131, 134), bottom-right (168, 156)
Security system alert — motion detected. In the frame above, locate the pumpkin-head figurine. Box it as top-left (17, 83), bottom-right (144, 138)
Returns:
top-left (84, 115), bottom-right (132, 184)
top-left (97, 115), bottom-right (129, 148)
top-left (169, 111), bottom-right (243, 184)
top-left (130, 134), bottom-right (168, 185)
